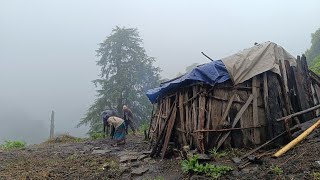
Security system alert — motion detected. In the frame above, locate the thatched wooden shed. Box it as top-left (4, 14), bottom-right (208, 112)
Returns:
top-left (146, 42), bottom-right (320, 158)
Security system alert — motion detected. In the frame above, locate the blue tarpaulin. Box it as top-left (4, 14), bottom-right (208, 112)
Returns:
top-left (146, 60), bottom-right (230, 103)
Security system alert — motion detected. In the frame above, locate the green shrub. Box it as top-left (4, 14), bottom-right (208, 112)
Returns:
top-left (0, 140), bottom-right (26, 150)
top-left (181, 155), bottom-right (233, 179)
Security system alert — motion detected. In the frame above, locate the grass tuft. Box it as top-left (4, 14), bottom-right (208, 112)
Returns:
top-left (0, 140), bottom-right (26, 150)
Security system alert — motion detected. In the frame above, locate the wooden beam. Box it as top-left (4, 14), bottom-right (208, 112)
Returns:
top-left (277, 104), bottom-right (320, 121)
top-left (208, 95), bottom-right (264, 108)
top-left (193, 125), bottom-right (266, 133)
top-left (216, 94), bottom-right (254, 150)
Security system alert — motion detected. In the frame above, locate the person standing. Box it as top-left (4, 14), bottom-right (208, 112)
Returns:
top-left (122, 105), bottom-right (137, 135)
top-left (107, 116), bottom-right (126, 146)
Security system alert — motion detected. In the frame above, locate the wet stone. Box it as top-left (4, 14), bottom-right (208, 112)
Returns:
top-left (232, 157), bottom-right (241, 164)
top-left (120, 155), bottom-right (138, 163)
top-left (197, 154), bottom-right (211, 161)
top-left (131, 167), bottom-right (149, 176)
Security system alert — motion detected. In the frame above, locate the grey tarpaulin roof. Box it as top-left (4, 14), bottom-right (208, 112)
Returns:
top-left (221, 42), bottom-right (296, 85)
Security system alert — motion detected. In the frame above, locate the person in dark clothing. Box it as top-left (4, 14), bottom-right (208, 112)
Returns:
top-left (101, 109), bottom-right (117, 138)
top-left (122, 105), bottom-right (137, 135)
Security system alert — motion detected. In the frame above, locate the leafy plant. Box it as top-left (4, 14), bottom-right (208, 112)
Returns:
top-left (0, 140), bottom-right (26, 150)
top-left (181, 155), bottom-right (233, 179)
top-left (209, 148), bottom-right (227, 158)
top-left (90, 131), bottom-right (105, 140)
top-left (270, 165), bottom-right (283, 175)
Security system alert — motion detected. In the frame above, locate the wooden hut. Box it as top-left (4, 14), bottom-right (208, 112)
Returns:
top-left (146, 42), bottom-right (320, 158)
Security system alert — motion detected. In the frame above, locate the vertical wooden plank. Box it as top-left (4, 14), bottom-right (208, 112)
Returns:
top-left (192, 85), bottom-right (199, 149)
top-left (293, 55), bottom-right (314, 122)
top-left (301, 55), bottom-right (315, 118)
top-left (161, 100), bottom-right (178, 159)
top-left (205, 87), bottom-right (212, 147)
top-left (263, 72), bottom-right (273, 140)
top-left (179, 91), bottom-right (187, 146)
top-left (314, 84), bottom-right (320, 116)
top-left (237, 84), bottom-right (250, 146)
top-left (252, 76), bottom-right (260, 144)
top-left (198, 86), bottom-right (206, 153)
top-left (267, 72), bottom-right (286, 145)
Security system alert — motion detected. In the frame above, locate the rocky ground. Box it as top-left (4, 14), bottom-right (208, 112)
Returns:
top-left (0, 132), bottom-right (319, 180)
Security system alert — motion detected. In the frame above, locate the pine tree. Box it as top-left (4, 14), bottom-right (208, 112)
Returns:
top-left (78, 26), bottom-right (160, 135)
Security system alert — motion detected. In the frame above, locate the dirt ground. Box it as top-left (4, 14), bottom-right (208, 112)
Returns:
top-left (0, 133), bottom-right (319, 180)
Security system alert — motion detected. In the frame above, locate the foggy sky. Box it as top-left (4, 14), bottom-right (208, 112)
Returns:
top-left (0, 0), bottom-right (319, 144)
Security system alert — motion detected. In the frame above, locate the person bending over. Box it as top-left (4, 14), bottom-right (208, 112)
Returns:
top-left (123, 105), bottom-right (137, 135)
top-left (107, 116), bottom-right (126, 146)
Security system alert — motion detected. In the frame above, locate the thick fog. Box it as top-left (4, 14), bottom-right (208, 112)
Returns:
top-left (0, 0), bottom-right (319, 144)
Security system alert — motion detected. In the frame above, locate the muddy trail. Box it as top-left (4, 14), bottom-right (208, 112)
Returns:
top-left (0, 133), bottom-right (319, 180)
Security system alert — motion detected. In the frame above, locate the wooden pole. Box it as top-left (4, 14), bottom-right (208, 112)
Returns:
top-left (277, 104), bottom-right (320, 121)
top-left (273, 118), bottom-right (320, 158)
top-left (193, 125), bottom-right (265, 132)
top-left (50, 110), bottom-right (55, 139)
top-left (201, 52), bottom-right (213, 61)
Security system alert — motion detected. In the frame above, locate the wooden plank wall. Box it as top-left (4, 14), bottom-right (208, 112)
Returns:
top-left (150, 58), bottom-right (320, 156)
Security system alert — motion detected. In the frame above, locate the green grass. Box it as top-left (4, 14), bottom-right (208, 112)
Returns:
top-left (181, 155), bottom-right (233, 179)
top-left (270, 165), bottom-right (283, 175)
top-left (0, 140), bottom-right (26, 150)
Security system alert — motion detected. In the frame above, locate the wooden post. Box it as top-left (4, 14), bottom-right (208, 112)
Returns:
top-left (198, 87), bottom-right (206, 153)
top-left (252, 76), bottom-right (260, 144)
top-left (50, 110), bottom-right (55, 139)
top-left (263, 72), bottom-right (273, 140)
top-left (179, 91), bottom-right (187, 146)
